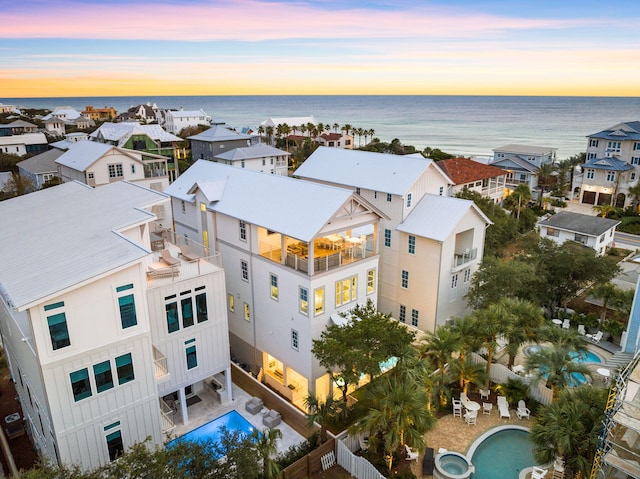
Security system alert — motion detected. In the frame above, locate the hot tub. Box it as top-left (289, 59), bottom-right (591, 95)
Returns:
top-left (434, 451), bottom-right (475, 479)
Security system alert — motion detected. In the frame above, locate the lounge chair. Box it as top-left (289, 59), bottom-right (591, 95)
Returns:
top-left (245, 396), bottom-right (263, 415)
top-left (263, 409), bottom-right (281, 428)
top-left (586, 330), bottom-right (603, 344)
top-left (160, 248), bottom-right (180, 266)
top-left (578, 324), bottom-right (586, 335)
top-left (497, 396), bottom-right (511, 419)
top-left (179, 244), bottom-right (200, 262)
top-left (147, 265), bottom-right (179, 278)
top-left (405, 444), bottom-right (419, 461)
top-left (532, 466), bottom-right (548, 479)
top-left (562, 319), bottom-right (570, 329)
top-left (516, 400), bottom-right (531, 420)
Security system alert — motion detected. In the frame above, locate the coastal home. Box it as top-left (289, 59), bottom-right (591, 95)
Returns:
top-left (55, 140), bottom-right (170, 191)
top-left (115, 103), bottom-right (159, 124)
top-left (317, 133), bottom-right (353, 149)
top-left (0, 120), bottom-right (38, 136)
top-left (188, 125), bottom-right (258, 161)
top-left (212, 143), bottom-right (290, 175)
top-left (42, 107), bottom-right (93, 136)
top-left (90, 122), bottom-right (182, 180)
top-left (82, 105), bottom-right (118, 121)
top-left (164, 160), bottom-right (382, 407)
top-left (0, 180), bottom-right (231, 471)
top-left (574, 121), bottom-right (640, 208)
top-left (295, 147), bottom-right (491, 333)
top-left (537, 211), bottom-right (619, 255)
top-left (437, 157), bottom-right (508, 203)
top-left (17, 148), bottom-right (63, 188)
top-left (0, 132), bottom-right (48, 155)
top-left (260, 116), bottom-right (317, 130)
top-left (490, 144), bottom-right (557, 198)
top-left (164, 108), bottom-right (211, 135)
top-left (0, 103), bottom-right (18, 114)
top-left (50, 132), bottom-right (90, 151)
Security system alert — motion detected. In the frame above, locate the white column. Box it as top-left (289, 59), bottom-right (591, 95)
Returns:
top-left (179, 387), bottom-right (188, 426)
top-left (224, 367), bottom-right (233, 404)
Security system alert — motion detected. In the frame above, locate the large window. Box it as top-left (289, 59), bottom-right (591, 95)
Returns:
top-left (367, 269), bottom-right (376, 294)
top-left (270, 274), bottom-right (279, 300)
top-left (108, 163), bottom-right (124, 178)
top-left (116, 284), bottom-right (137, 329)
top-left (335, 275), bottom-right (357, 306)
top-left (586, 169), bottom-right (595, 180)
top-left (93, 360), bottom-right (114, 393)
top-left (181, 296), bottom-right (194, 328)
top-left (45, 302), bottom-right (70, 350)
top-left (384, 229), bottom-right (391, 247)
top-left (408, 235), bottom-right (415, 254)
top-left (239, 220), bottom-right (247, 241)
top-left (241, 260), bottom-right (249, 281)
top-left (314, 287), bottom-right (324, 315)
top-left (166, 288), bottom-right (207, 333)
top-left (70, 368), bottom-right (92, 402)
top-left (196, 290), bottom-right (208, 323)
top-left (165, 301), bottom-right (179, 333)
top-left (399, 305), bottom-right (406, 323)
top-left (106, 430), bottom-right (124, 462)
top-left (607, 141), bottom-right (621, 152)
top-left (291, 330), bottom-right (299, 351)
top-left (606, 171), bottom-right (616, 182)
top-left (411, 309), bottom-right (419, 328)
top-left (299, 287), bottom-right (309, 315)
top-left (546, 227), bottom-right (559, 237)
top-left (589, 139), bottom-right (599, 147)
top-left (186, 342), bottom-right (198, 370)
top-left (115, 353), bottom-right (135, 385)
top-left (401, 270), bottom-right (409, 289)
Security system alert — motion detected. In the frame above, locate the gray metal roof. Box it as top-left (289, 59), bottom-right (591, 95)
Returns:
top-left (213, 143), bottom-right (290, 161)
top-left (164, 160), bottom-right (360, 242)
top-left (397, 194), bottom-right (491, 241)
top-left (17, 149), bottom-right (63, 174)
top-left (582, 156), bottom-right (634, 171)
top-left (538, 211), bottom-right (620, 237)
top-left (490, 155), bottom-right (539, 173)
top-left (588, 121), bottom-right (640, 141)
top-left (493, 144), bottom-right (557, 155)
top-left (294, 146), bottom-right (447, 195)
top-left (187, 125), bottom-right (252, 142)
top-left (0, 181), bottom-right (167, 310)
top-left (55, 141), bottom-right (115, 171)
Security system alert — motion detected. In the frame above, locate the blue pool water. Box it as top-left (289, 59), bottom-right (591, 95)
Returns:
top-left (471, 429), bottom-right (536, 479)
top-left (568, 350), bottom-right (602, 364)
top-left (168, 410), bottom-right (255, 447)
top-left (525, 345), bottom-right (602, 386)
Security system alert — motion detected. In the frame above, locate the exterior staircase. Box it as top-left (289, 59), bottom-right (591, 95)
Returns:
top-left (607, 351), bottom-right (635, 370)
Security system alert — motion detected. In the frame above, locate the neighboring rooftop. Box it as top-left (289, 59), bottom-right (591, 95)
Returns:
top-left (538, 211), bottom-right (620, 236)
top-left (188, 125), bottom-right (252, 142)
top-left (588, 121), bottom-right (640, 141)
top-left (213, 143), bottom-right (290, 162)
top-left (90, 122), bottom-right (181, 146)
top-left (55, 141), bottom-right (124, 171)
top-left (437, 157), bottom-right (508, 185)
top-left (493, 144), bottom-right (557, 155)
top-left (17, 148), bottom-right (64, 174)
top-left (583, 156), bottom-right (634, 171)
top-left (260, 116), bottom-right (317, 128)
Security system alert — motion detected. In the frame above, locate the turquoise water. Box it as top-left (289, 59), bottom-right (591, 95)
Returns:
top-left (471, 429), bottom-right (536, 479)
top-left (568, 350), bottom-right (602, 364)
top-left (167, 410), bottom-right (255, 449)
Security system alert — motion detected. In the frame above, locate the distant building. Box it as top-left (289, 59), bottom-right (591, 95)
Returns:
top-left (82, 105), bottom-right (118, 121)
top-left (212, 143), bottom-right (290, 175)
top-left (537, 211), bottom-right (619, 255)
top-left (115, 103), bottom-right (159, 123)
top-left (188, 125), bottom-right (258, 161)
top-left (437, 157), bottom-right (507, 203)
top-left (0, 120), bottom-right (38, 136)
top-left (490, 144), bottom-right (557, 197)
top-left (0, 103), bottom-right (18, 114)
top-left (164, 109), bottom-right (211, 135)
top-left (0, 132), bottom-right (48, 155)
top-left (317, 133), bottom-right (353, 149)
top-left (42, 107), bottom-right (93, 136)
top-left (260, 116), bottom-right (317, 129)
top-left (17, 148), bottom-right (63, 188)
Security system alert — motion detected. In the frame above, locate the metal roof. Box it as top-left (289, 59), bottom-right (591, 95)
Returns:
top-left (490, 155), bottom-right (539, 173)
top-left (90, 122), bottom-right (181, 146)
top-left (588, 121), bottom-right (640, 141)
top-left (54, 141), bottom-right (116, 171)
top-left (582, 156), bottom-right (634, 171)
top-left (493, 144), bottom-right (557, 155)
top-left (213, 143), bottom-right (290, 161)
top-left (17, 149), bottom-right (64, 174)
top-left (538, 211), bottom-right (620, 237)
top-left (164, 160), bottom-right (361, 242)
top-left (0, 133), bottom-right (47, 146)
top-left (0, 181), bottom-right (167, 310)
top-left (187, 125), bottom-right (252, 142)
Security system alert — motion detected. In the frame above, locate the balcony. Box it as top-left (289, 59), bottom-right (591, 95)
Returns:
top-left (453, 248), bottom-right (478, 270)
top-left (153, 345), bottom-right (170, 382)
top-left (159, 398), bottom-right (176, 434)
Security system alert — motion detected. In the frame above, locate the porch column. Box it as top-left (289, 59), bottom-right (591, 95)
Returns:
top-left (224, 367), bottom-right (233, 403)
top-left (179, 387), bottom-right (188, 426)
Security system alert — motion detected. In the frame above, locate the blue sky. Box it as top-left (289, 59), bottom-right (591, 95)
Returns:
top-left (2, 0), bottom-right (639, 97)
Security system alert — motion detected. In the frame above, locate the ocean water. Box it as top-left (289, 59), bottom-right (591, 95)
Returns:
top-left (4, 95), bottom-right (640, 159)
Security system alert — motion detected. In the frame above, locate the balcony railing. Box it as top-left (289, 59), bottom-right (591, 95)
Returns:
top-left (159, 398), bottom-right (175, 434)
top-left (153, 345), bottom-right (169, 382)
top-left (453, 248), bottom-right (478, 268)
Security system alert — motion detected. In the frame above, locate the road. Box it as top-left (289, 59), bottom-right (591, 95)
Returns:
top-left (614, 232), bottom-right (640, 250)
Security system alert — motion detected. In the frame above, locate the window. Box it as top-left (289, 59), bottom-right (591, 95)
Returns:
top-left (574, 233), bottom-right (588, 245)
top-left (244, 302), bottom-right (251, 321)
top-left (589, 139), bottom-right (599, 147)
top-left (239, 220), bottom-right (247, 241)
top-left (367, 269), bottom-right (376, 294)
top-left (384, 229), bottom-right (391, 247)
top-left (70, 368), bottom-right (92, 402)
top-left (399, 305), bottom-right (406, 323)
top-left (108, 163), bottom-right (124, 178)
top-left (241, 160), bottom-right (245, 168)
top-left (411, 309), bottom-right (419, 327)
top-left (299, 287), bottom-right (309, 315)
top-left (635, 142), bottom-right (640, 151)
top-left (546, 227), bottom-right (559, 237)
top-left (401, 270), bottom-right (409, 289)
top-left (270, 274), bottom-right (279, 300)
top-left (262, 159), bottom-right (266, 166)
top-left (607, 141), bottom-right (621, 152)
top-left (131, 164), bottom-right (135, 174)
top-left (439, 186), bottom-right (444, 196)
top-left (46, 308), bottom-right (71, 350)
top-left (632, 157), bottom-right (640, 165)
top-left (181, 297), bottom-right (194, 328)
top-left (386, 193), bottom-right (392, 202)
top-left (632, 172), bottom-right (637, 181)
top-left (181, 201), bottom-right (186, 213)
top-left (314, 287), bottom-right (325, 315)
top-left (355, 187), bottom-right (361, 195)
top-left (335, 276), bottom-right (357, 306)
top-left (606, 171), bottom-right (616, 182)
top-left (228, 294), bottom-right (235, 312)
top-left (186, 344), bottom-right (197, 370)
top-left (291, 330), bottom-right (299, 351)
top-left (116, 284), bottom-right (137, 329)
top-left (241, 260), bottom-right (249, 281)
top-left (586, 169), bottom-right (595, 180)
top-left (588, 152), bottom-right (596, 160)
top-left (451, 274), bottom-right (458, 288)
top-left (93, 360), bottom-right (114, 393)
top-left (165, 301), bottom-right (179, 333)
top-left (115, 353), bottom-right (134, 384)
top-left (106, 430), bottom-right (124, 462)
top-left (408, 235), bottom-right (415, 254)
top-left (407, 193), bottom-right (412, 207)
top-left (463, 269), bottom-right (471, 283)
top-left (196, 291), bottom-right (208, 323)
top-left (374, 191), bottom-right (377, 199)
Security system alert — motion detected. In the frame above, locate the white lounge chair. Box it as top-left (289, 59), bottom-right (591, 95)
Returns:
top-left (179, 244), bottom-right (200, 262)
top-left (405, 444), bottom-right (419, 461)
top-left (479, 388), bottom-right (490, 400)
top-left (497, 396), bottom-right (511, 419)
top-left (160, 248), bottom-right (180, 266)
top-left (562, 319), bottom-right (570, 329)
top-left (578, 324), bottom-right (586, 335)
top-left (532, 466), bottom-right (548, 479)
top-left (586, 330), bottom-right (603, 344)
top-left (516, 400), bottom-right (530, 420)
top-left (452, 399), bottom-right (463, 418)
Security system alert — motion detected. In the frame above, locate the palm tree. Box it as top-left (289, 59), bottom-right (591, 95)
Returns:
top-left (341, 124), bottom-right (352, 137)
top-left (504, 184), bottom-right (531, 219)
top-left (628, 183), bottom-right (640, 212)
top-left (265, 125), bottom-right (274, 145)
top-left (356, 127), bottom-right (364, 147)
top-left (420, 326), bottom-right (460, 407)
top-left (449, 355), bottom-right (486, 393)
top-left (257, 125), bottom-right (265, 142)
top-left (590, 282), bottom-right (623, 322)
top-left (524, 344), bottom-right (591, 396)
top-left (538, 325), bottom-right (585, 351)
top-left (251, 428), bottom-right (282, 479)
top-left (537, 162), bottom-right (557, 193)
top-left (472, 303), bottom-right (509, 382)
top-left (281, 123), bottom-right (291, 152)
top-left (333, 122), bottom-right (339, 133)
top-left (592, 203), bottom-right (618, 218)
top-left (303, 394), bottom-right (343, 443)
top-left (449, 315), bottom-right (483, 362)
top-left (502, 298), bottom-right (545, 369)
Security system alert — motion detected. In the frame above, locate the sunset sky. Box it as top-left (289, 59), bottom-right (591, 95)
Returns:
top-left (2, 0), bottom-right (640, 98)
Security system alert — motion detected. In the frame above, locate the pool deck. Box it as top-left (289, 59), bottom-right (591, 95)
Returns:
top-left (167, 382), bottom-right (306, 455)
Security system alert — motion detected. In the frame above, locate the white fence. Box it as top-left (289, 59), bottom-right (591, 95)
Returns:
top-left (469, 351), bottom-right (554, 405)
top-left (336, 431), bottom-right (386, 479)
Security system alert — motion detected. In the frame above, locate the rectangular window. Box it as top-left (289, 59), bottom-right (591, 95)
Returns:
top-left (115, 353), bottom-right (134, 384)
top-left (439, 186), bottom-right (444, 196)
top-left (451, 274), bottom-right (458, 288)
top-left (47, 311), bottom-right (71, 350)
top-left (384, 229), bottom-right (391, 247)
top-left (291, 330), bottom-right (299, 351)
top-left (463, 269), bottom-right (471, 283)
top-left (355, 187), bottom-right (360, 195)
top-left (586, 169), bottom-right (595, 180)
top-left (406, 193), bottom-right (412, 208)
top-left (93, 360), bottom-right (114, 393)
top-left (401, 270), bottom-right (409, 289)
top-left (367, 269), bottom-right (376, 294)
top-left (411, 309), bottom-right (419, 327)
top-left (165, 302), bottom-right (179, 333)
top-left (635, 142), bottom-right (640, 151)
top-left (606, 171), bottom-right (616, 182)
top-left (589, 139), bottom-right (599, 147)
top-left (117, 294), bottom-right (137, 329)
top-left (386, 193), bottom-right (392, 202)
top-left (106, 430), bottom-right (124, 462)
top-left (196, 292), bottom-right (208, 323)
top-left (588, 152), bottom-right (597, 160)
top-left (574, 233), bottom-right (588, 245)
top-left (186, 345), bottom-right (197, 370)
top-left (632, 157), bottom-right (640, 165)
top-left (270, 274), bottom-right (279, 300)
top-left (408, 235), bottom-right (416, 254)
top-left (181, 297), bottom-right (194, 328)
top-left (607, 141), bottom-right (621, 152)
top-left (239, 220), bottom-right (247, 241)
top-left (70, 368), bottom-right (92, 402)
top-left (241, 260), bottom-right (249, 281)
top-left (335, 275), bottom-right (358, 306)
top-left (108, 164), bottom-right (124, 178)
top-left (299, 287), bottom-right (309, 315)
top-left (399, 305), bottom-right (406, 323)
top-left (244, 302), bottom-right (251, 321)
top-left (314, 287), bottom-right (324, 315)
top-left (632, 172), bottom-right (637, 181)
top-left (546, 227), bottom-right (559, 237)
top-left (228, 294), bottom-right (235, 312)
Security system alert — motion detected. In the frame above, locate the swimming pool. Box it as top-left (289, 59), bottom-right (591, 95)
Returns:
top-left (523, 345), bottom-right (602, 364)
top-left (168, 410), bottom-right (255, 447)
top-left (469, 427), bottom-right (535, 479)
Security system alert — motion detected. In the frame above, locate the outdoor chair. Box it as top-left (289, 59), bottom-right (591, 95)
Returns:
top-left (359, 434), bottom-right (369, 451)
top-left (562, 319), bottom-right (570, 329)
top-left (464, 410), bottom-right (477, 426)
top-left (263, 409), bottom-right (281, 428)
top-left (179, 244), bottom-right (200, 262)
top-left (405, 444), bottom-right (419, 461)
top-left (578, 324), bottom-right (586, 335)
top-left (452, 399), bottom-right (463, 418)
top-left (516, 400), bottom-right (531, 420)
top-left (479, 388), bottom-right (490, 400)
top-left (532, 466), bottom-right (548, 479)
top-left (245, 396), bottom-right (263, 415)
top-left (587, 330), bottom-right (603, 344)
top-left (482, 402), bottom-right (493, 415)
top-left (160, 248), bottom-right (180, 266)
top-left (497, 396), bottom-right (511, 419)
top-left (422, 448), bottom-right (435, 475)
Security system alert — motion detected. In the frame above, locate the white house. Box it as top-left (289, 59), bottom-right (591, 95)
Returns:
top-left (0, 132), bottom-right (48, 156)
top-left (164, 160), bottom-right (382, 407)
top-left (537, 211), bottom-right (619, 255)
top-left (490, 144), bottom-right (557, 197)
top-left (294, 147), bottom-right (491, 333)
top-left (213, 143), bottom-right (290, 176)
top-left (164, 109), bottom-right (211, 135)
top-left (317, 133), bottom-right (353, 149)
top-left (437, 157), bottom-right (507, 203)
top-left (0, 180), bottom-right (231, 471)
top-left (17, 148), bottom-right (63, 188)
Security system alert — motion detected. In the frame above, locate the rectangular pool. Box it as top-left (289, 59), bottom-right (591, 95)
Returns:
top-left (168, 410), bottom-right (255, 447)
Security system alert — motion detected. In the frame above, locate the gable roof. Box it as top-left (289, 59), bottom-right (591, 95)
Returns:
top-left (165, 160), bottom-right (378, 242)
top-left (8, 120), bottom-right (37, 129)
top-left (437, 157), bottom-right (507, 185)
top-left (588, 121), bottom-right (640, 141)
top-left (55, 141), bottom-right (124, 172)
top-left (397, 194), bottom-right (491, 241)
top-left (582, 156), bottom-right (634, 171)
top-left (17, 148), bottom-right (64, 174)
top-left (187, 125), bottom-right (252, 142)
top-left (0, 133), bottom-right (48, 147)
top-left (490, 155), bottom-right (539, 173)
top-left (294, 146), bottom-right (451, 195)
top-left (538, 211), bottom-right (620, 236)
top-left (168, 109), bottom-right (209, 119)
top-left (261, 116), bottom-right (317, 128)
top-left (213, 143), bottom-right (290, 161)
top-left (493, 144), bottom-right (557, 155)
top-left (90, 122), bottom-right (181, 146)
top-left (42, 107), bottom-right (82, 121)
top-left (0, 181), bottom-right (167, 310)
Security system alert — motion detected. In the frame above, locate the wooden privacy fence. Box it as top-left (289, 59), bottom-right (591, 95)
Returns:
top-left (280, 438), bottom-right (335, 479)
top-left (469, 351), bottom-right (554, 405)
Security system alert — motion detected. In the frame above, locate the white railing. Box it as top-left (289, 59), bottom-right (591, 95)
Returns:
top-left (159, 398), bottom-right (175, 434)
top-left (153, 345), bottom-right (169, 382)
top-left (453, 248), bottom-right (478, 268)
top-left (336, 432), bottom-right (385, 479)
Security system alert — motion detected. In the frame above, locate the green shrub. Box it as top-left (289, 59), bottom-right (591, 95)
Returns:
top-left (275, 432), bottom-right (320, 469)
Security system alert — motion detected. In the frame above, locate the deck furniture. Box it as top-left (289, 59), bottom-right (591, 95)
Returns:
top-left (263, 409), bottom-right (281, 428)
top-left (586, 330), bottom-right (603, 344)
top-left (245, 396), bottom-right (263, 415)
top-left (578, 324), bottom-right (586, 335)
top-left (562, 319), bottom-right (570, 329)
top-left (452, 399), bottom-right (463, 418)
top-left (516, 400), bottom-right (531, 420)
top-left (531, 466), bottom-right (548, 479)
top-left (179, 244), bottom-right (200, 262)
top-left (160, 248), bottom-right (180, 266)
top-left (147, 265), bottom-right (179, 278)
top-left (482, 402), bottom-right (493, 415)
top-left (405, 444), bottom-right (419, 461)
top-left (497, 396), bottom-right (511, 419)
top-left (422, 447), bottom-right (435, 475)
top-left (464, 409), bottom-right (477, 426)
top-left (479, 388), bottom-right (490, 400)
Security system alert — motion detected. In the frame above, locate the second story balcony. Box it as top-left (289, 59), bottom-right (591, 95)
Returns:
top-left (453, 248), bottom-right (478, 270)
